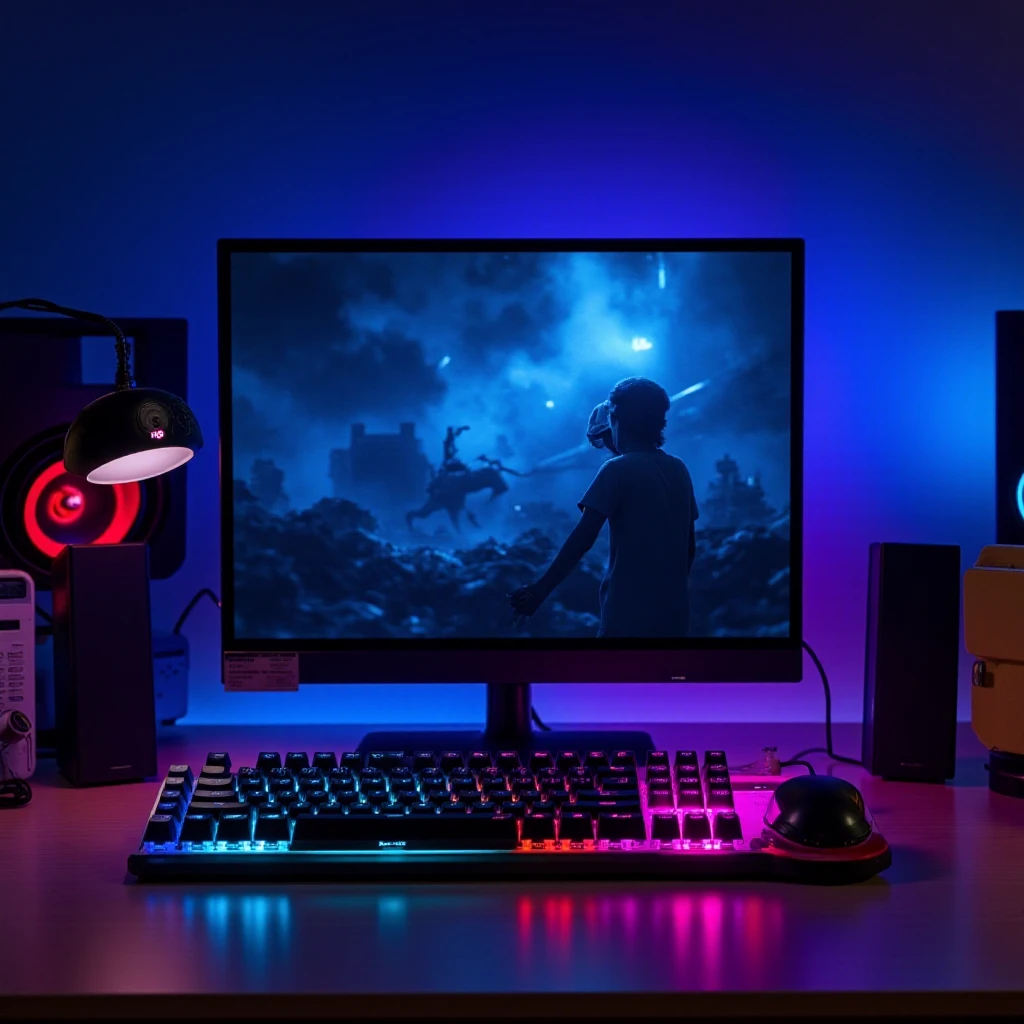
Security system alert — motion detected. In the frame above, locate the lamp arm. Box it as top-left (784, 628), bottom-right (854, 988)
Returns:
top-left (0, 298), bottom-right (135, 391)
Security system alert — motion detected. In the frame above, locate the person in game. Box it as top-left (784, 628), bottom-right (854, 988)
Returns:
top-left (509, 376), bottom-right (699, 637)
top-left (440, 425), bottom-right (471, 474)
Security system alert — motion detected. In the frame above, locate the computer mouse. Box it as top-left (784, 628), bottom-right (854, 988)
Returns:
top-left (764, 775), bottom-right (873, 848)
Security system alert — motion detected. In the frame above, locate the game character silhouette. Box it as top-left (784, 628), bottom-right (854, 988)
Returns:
top-left (509, 376), bottom-right (699, 637)
top-left (406, 426), bottom-right (522, 531)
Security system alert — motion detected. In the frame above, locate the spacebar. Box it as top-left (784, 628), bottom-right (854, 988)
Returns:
top-left (290, 813), bottom-right (519, 851)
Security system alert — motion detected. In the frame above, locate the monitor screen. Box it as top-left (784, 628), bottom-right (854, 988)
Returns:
top-left (222, 241), bottom-right (800, 655)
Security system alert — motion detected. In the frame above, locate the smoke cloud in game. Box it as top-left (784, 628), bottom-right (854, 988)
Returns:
top-left (229, 248), bottom-right (793, 640)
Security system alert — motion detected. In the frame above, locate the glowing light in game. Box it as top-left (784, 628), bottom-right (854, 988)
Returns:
top-left (631, 336), bottom-right (653, 352)
top-left (1017, 472), bottom-right (1024, 521)
top-left (657, 253), bottom-right (666, 290)
top-left (438, 355), bottom-right (451, 369)
top-left (669, 380), bottom-right (708, 402)
top-left (545, 400), bottom-right (555, 408)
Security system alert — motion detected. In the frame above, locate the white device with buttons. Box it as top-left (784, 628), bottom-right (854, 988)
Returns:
top-left (0, 569), bottom-right (35, 780)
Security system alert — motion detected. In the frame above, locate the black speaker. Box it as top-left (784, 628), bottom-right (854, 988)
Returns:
top-left (862, 542), bottom-right (961, 782)
top-left (0, 317), bottom-right (188, 589)
top-left (997, 311), bottom-right (1024, 545)
top-left (52, 542), bottom-right (157, 786)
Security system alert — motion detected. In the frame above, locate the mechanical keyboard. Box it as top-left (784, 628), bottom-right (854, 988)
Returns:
top-left (128, 748), bottom-right (891, 884)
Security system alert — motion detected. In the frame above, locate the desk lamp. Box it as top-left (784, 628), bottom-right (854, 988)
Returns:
top-left (0, 298), bottom-right (203, 792)
top-left (0, 298), bottom-right (203, 482)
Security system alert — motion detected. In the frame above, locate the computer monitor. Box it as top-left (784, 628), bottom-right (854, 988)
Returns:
top-left (219, 239), bottom-right (803, 751)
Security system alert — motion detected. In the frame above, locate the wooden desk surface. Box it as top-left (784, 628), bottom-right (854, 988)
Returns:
top-left (3, 722), bottom-right (1023, 1020)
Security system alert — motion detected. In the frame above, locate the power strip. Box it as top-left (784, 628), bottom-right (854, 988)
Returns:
top-left (0, 570), bottom-right (35, 780)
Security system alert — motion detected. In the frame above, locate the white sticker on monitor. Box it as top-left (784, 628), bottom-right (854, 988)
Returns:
top-left (223, 653), bottom-right (299, 691)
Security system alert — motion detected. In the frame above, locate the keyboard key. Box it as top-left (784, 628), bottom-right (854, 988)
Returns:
top-left (468, 751), bottom-right (492, 771)
top-left (410, 804), bottom-right (437, 816)
top-left (440, 752), bottom-right (464, 772)
top-left (651, 814), bottom-right (681, 841)
top-left (237, 767), bottom-right (261, 781)
top-left (456, 791), bottom-right (482, 806)
top-left (269, 778), bottom-right (295, 795)
top-left (205, 752), bottom-right (231, 770)
top-left (196, 777), bottom-right (236, 794)
top-left (675, 750), bottom-right (699, 769)
top-left (568, 769), bottom-right (593, 793)
top-left (254, 813), bottom-right (291, 842)
top-left (159, 785), bottom-right (186, 808)
top-left (646, 765), bottom-right (670, 783)
top-left (312, 752), bottom-right (338, 772)
top-left (530, 800), bottom-right (555, 816)
top-left (471, 803), bottom-right (497, 816)
top-left (167, 764), bottom-right (195, 789)
top-left (713, 811), bottom-right (743, 842)
top-left (529, 751), bottom-right (553, 772)
top-left (195, 801), bottom-right (248, 818)
top-left (199, 764), bottom-right (230, 781)
top-left (521, 813), bottom-right (556, 841)
top-left (143, 815), bottom-right (177, 844)
top-left (556, 751), bottom-right (581, 771)
top-left (162, 776), bottom-right (190, 795)
top-left (155, 800), bottom-right (184, 823)
top-left (558, 811), bottom-right (594, 842)
top-left (306, 791), bottom-right (330, 808)
top-left (611, 750), bottom-right (636, 768)
top-left (585, 751), bottom-right (609, 769)
top-left (256, 752), bottom-right (282, 775)
top-left (341, 753), bottom-right (363, 770)
top-left (704, 750), bottom-right (727, 770)
top-left (678, 787), bottom-right (704, 808)
top-left (676, 773), bottom-right (701, 788)
top-left (291, 812), bottom-right (518, 850)
top-left (273, 792), bottom-right (299, 809)
top-left (372, 752), bottom-right (407, 770)
top-left (706, 788), bottom-right (734, 809)
top-left (244, 791), bottom-right (270, 808)
top-left (575, 799), bottom-right (642, 815)
top-left (413, 751), bottom-right (437, 771)
top-left (648, 786), bottom-right (675, 808)
top-left (496, 751), bottom-right (520, 771)
top-left (682, 812), bottom-right (712, 841)
top-left (179, 813), bottom-right (215, 843)
top-left (285, 752), bottom-right (309, 772)
top-left (441, 803), bottom-right (467, 815)
top-left (597, 813), bottom-right (647, 842)
top-left (349, 804), bottom-right (376, 816)
top-left (217, 812), bottom-right (252, 843)
top-left (647, 751), bottom-right (670, 768)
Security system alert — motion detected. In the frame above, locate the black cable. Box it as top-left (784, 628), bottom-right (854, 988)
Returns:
top-left (173, 587), bottom-right (221, 635)
top-left (531, 706), bottom-right (552, 731)
top-left (0, 777), bottom-right (32, 808)
top-left (35, 604), bottom-right (52, 625)
top-left (790, 640), bottom-right (862, 767)
top-left (779, 759), bottom-right (815, 775)
top-left (0, 298), bottom-right (134, 390)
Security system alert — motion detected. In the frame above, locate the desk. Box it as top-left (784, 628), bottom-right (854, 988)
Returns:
top-left (3, 723), bottom-right (1023, 1019)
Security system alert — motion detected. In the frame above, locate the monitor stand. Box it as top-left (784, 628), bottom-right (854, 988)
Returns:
top-left (356, 683), bottom-right (656, 757)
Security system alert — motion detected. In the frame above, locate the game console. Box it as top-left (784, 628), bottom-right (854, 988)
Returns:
top-left (0, 569), bottom-right (35, 781)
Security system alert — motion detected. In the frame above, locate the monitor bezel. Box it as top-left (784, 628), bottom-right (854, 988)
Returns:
top-left (218, 238), bottom-right (804, 682)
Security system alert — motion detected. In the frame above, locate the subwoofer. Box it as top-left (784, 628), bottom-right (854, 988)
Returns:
top-left (0, 318), bottom-right (188, 588)
top-left (996, 311), bottom-right (1024, 546)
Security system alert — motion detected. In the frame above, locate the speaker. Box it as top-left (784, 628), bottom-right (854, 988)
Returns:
top-left (863, 542), bottom-right (961, 782)
top-left (0, 317), bottom-right (188, 589)
top-left (52, 543), bottom-right (157, 786)
top-left (997, 311), bottom-right (1024, 545)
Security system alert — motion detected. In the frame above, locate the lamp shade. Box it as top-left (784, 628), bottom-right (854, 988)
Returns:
top-left (64, 387), bottom-right (203, 484)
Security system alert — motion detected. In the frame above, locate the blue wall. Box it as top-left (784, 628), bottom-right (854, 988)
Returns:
top-left (3, 0), bottom-right (1022, 725)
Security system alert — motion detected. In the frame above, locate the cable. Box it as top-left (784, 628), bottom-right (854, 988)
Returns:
top-left (0, 734), bottom-right (33, 808)
top-left (531, 706), bottom-right (552, 731)
top-left (0, 297), bottom-right (134, 390)
top-left (0, 777), bottom-right (32, 808)
top-left (173, 587), bottom-right (221, 635)
top-left (788, 640), bottom-right (862, 767)
top-left (35, 604), bottom-right (52, 625)
top-left (779, 759), bottom-right (815, 775)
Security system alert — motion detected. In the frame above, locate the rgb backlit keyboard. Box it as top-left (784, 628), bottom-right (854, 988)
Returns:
top-left (128, 748), bottom-right (890, 884)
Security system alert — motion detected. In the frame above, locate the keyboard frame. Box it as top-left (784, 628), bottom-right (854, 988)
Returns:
top-left (127, 759), bottom-right (892, 885)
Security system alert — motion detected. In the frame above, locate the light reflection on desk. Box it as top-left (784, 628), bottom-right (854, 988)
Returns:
top-left (136, 882), bottom-right (896, 993)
